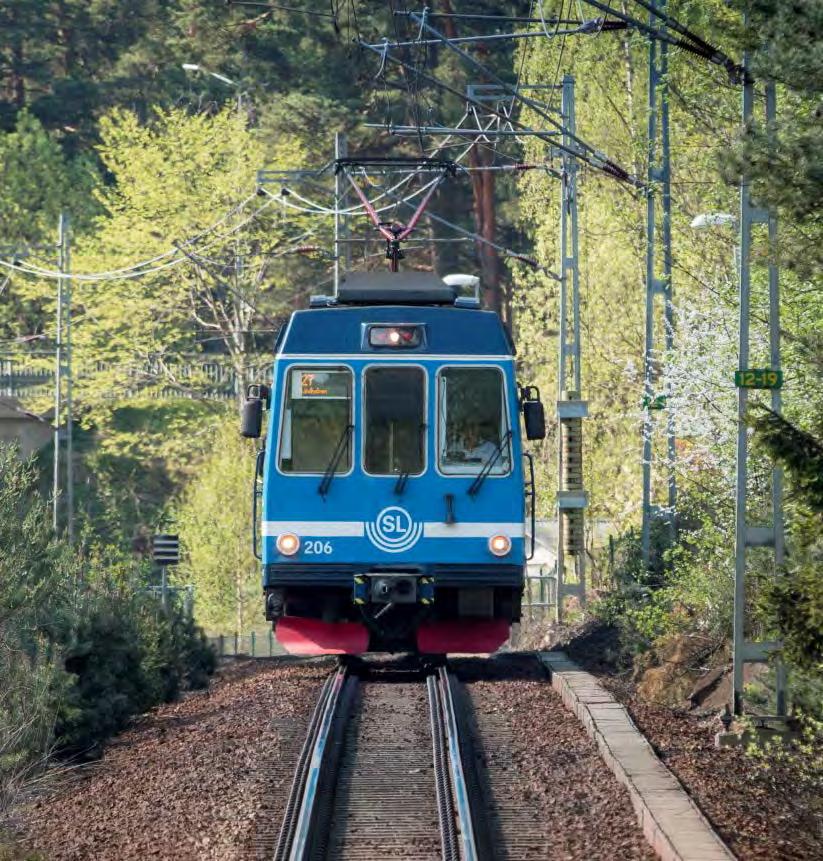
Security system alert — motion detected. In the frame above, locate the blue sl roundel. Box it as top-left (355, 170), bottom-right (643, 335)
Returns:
top-left (365, 506), bottom-right (423, 553)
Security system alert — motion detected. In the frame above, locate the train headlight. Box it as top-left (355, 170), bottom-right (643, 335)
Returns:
top-left (368, 325), bottom-right (422, 348)
top-left (276, 533), bottom-right (300, 556)
top-left (488, 534), bottom-right (512, 557)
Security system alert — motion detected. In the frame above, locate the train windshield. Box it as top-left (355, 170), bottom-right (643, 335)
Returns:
top-left (364, 366), bottom-right (425, 475)
top-left (438, 367), bottom-right (511, 475)
top-left (279, 367), bottom-right (352, 473)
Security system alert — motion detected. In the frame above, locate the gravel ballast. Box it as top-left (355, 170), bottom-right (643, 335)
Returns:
top-left (19, 654), bottom-right (700, 860)
top-left (22, 659), bottom-right (330, 861)
top-left (454, 655), bottom-right (657, 860)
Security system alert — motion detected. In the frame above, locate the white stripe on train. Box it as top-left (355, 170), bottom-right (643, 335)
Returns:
top-left (261, 521), bottom-right (524, 538)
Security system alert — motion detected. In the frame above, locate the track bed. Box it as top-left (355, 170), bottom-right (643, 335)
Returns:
top-left (20, 655), bottom-right (665, 860)
top-left (327, 681), bottom-right (442, 859)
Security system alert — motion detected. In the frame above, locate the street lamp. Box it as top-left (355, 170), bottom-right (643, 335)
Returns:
top-left (690, 212), bottom-right (740, 274)
top-left (690, 212), bottom-right (737, 229)
top-left (181, 63), bottom-right (242, 114)
top-left (181, 63), bottom-right (237, 87)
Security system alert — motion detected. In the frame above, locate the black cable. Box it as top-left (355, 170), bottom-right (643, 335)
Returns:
top-left (386, 16), bottom-right (640, 186)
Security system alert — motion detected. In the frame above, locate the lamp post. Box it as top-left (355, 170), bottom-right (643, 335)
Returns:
top-left (690, 212), bottom-right (739, 274)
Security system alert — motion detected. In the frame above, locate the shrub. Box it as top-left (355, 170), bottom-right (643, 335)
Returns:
top-left (0, 443), bottom-right (215, 803)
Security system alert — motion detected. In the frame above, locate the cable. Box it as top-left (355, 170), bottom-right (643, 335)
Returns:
top-left (0, 195), bottom-right (277, 283)
top-left (360, 25), bottom-right (642, 187)
top-left (386, 187), bottom-right (561, 281)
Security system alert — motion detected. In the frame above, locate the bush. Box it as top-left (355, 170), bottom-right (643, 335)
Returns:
top-left (0, 443), bottom-right (215, 805)
top-left (55, 588), bottom-right (216, 756)
top-left (594, 494), bottom-right (734, 665)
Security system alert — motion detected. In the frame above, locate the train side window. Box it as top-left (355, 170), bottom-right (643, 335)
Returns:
top-left (438, 367), bottom-right (511, 475)
top-left (364, 366), bottom-right (425, 475)
top-left (279, 367), bottom-right (352, 474)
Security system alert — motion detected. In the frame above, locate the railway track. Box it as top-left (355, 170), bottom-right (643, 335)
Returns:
top-left (273, 661), bottom-right (484, 861)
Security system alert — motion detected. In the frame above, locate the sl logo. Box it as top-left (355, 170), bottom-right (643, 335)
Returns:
top-left (365, 505), bottom-right (422, 554)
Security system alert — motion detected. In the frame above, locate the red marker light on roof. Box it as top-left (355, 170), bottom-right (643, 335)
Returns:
top-left (368, 326), bottom-right (422, 348)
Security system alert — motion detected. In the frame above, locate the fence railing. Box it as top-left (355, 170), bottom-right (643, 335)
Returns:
top-left (207, 630), bottom-right (285, 658)
top-left (523, 566), bottom-right (558, 622)
top-left (0, 356), bottom-right (274, 401)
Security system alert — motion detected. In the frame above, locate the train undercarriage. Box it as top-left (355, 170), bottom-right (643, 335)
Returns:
top-left (264, 569), bottom-right (522, 655)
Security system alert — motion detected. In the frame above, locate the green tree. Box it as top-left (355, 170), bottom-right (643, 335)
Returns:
top-left (175, 416), bottom-right (262, 634)
top-left (754, 410), bottom-right (823, 671)
top-left (69, 105), bottom-right (314, 410)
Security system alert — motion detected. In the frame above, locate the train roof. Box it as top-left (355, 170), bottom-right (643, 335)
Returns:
top-left (335, 271), bottom-right (457, 306)
top-left (276, 303), bottom-right (514, 357)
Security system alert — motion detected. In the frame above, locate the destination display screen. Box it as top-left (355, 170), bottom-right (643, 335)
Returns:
top-left (293, 370), bottom-right (351, 399)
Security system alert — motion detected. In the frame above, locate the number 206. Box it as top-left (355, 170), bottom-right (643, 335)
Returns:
top-left (305, 540), bottom-right (333, 555)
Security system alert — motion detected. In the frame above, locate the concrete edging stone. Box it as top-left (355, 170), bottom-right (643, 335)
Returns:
top-left (539, 651), bottom-right (735, 861)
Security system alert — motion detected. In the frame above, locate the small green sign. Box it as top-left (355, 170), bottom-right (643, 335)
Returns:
top-left (642, 394), bottom-right (668, 410)
top-left (734, 368), bottom-right (783, 389)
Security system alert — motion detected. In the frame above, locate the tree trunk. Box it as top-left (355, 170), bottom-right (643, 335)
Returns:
top-left (440, 0), bottom-right (505, 321)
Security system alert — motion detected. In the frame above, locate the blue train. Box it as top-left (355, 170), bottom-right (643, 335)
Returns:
top-left (241, 272), bottom-right (545, 655)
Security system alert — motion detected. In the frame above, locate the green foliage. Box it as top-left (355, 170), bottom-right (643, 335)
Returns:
top-left (56, 585), bottom-right (215, 755)
top-left (0, 111), bottom-right (98, 244)
top-left (0, 444), bottom-right (214, 806)
top-left (596, 494), bottom-right (734, 657)
top-left (753, 411), bottom-right (823, 672)
top-left (744, 710), bottom-right (823, 824)
top-left (175, 415), bottom-right (263, 634)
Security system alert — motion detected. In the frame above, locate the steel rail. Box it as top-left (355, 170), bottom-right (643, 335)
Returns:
top-left (437, 667), bottom-right (479, 861)
top-left (273, 666), bottom-right (348, 861)
top-left (428, 674), bottom-right (459, 860)
top-left (278, 663), bottom-right (480, 861)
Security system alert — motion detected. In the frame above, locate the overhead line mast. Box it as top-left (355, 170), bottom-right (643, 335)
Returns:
top-left (641, 0), bottom-right (676, 567)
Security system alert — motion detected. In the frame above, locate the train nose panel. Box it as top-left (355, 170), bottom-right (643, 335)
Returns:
top-left (416, 620), bottom-right (510, 654)
top-left (275, 617), bottom-right (369, 656)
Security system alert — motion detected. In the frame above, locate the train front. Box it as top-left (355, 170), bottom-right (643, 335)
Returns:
top-left (241, 273), bottom-right (545, 656)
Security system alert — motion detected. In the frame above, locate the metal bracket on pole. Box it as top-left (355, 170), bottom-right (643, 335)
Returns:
top-left (555, 75), bottom-right (587, 621)
top-left (732, 70), bottom-right (786, 717)
top-left (641, 0), bottom-right (676, 568)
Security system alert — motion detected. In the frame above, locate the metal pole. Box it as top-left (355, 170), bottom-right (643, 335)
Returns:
top-left (52, 215), bottom-right (66, 533)
top-left (641, 0), bottom-right (674, 564)
top-left (556, 79), bottom-right (570, 621)
top-left (733, 71), bottom-right (786, 717)
top-left (556, 75), bottom-right (587, 619)
top-left (641, 12), bottom-right (658, 567)
top-left (661, 37), bottom-right (676, 544)
top-left (766, 81), bottom-right (787, 716)
top-left (64, 214), bottom-right (74, 544)
top-left (333, 133), bottom-right (348, 295)
top-left (161, 565), bottom-right (168, 610)
top-left (732, 61), bottom-right (753, 715)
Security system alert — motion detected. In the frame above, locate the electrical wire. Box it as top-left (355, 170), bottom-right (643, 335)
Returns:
top-left (359, 35), bottom-right (641, 187)
top-left (0, 195), bottom-right (277, 283)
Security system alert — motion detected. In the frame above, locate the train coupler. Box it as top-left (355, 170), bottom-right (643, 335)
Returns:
top-left (352, 573), bottom-right (435, 606)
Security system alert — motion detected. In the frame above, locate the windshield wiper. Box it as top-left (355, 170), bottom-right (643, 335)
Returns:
top-left (394, 471), bottom-right (409, 496)
top-left (394, 423), bottom-right (427, 496)
top-left (318, 424), bottom-right (354, 497)
top-left (467, 429), bottom-right (513, 497)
